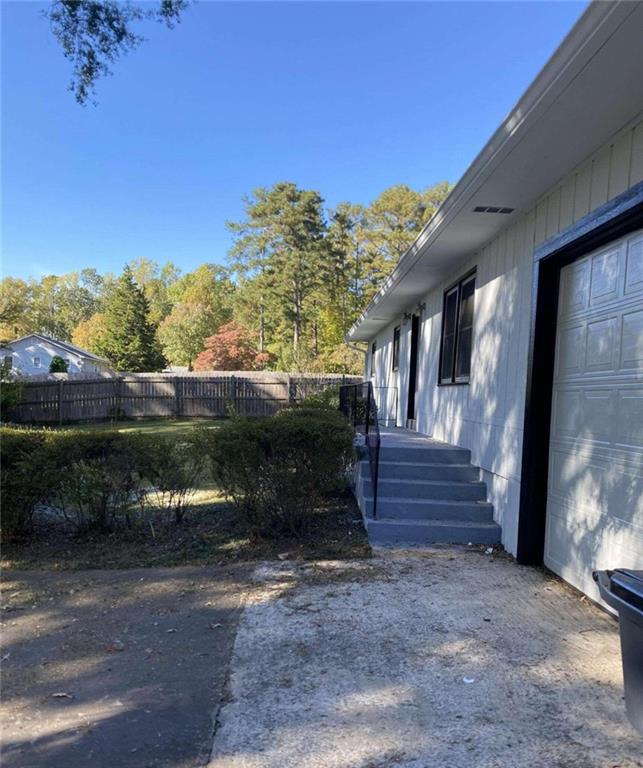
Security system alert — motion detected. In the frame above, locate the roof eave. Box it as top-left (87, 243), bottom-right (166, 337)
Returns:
top-left (346, 0), bottom-right (635, 342)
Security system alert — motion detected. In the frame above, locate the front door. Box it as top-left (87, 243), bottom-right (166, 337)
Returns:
top-left (407, 314), bottom-right (420, 427)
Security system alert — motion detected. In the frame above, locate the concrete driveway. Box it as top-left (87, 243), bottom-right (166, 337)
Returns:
top-left (209, 549), bottom-right (642, 768)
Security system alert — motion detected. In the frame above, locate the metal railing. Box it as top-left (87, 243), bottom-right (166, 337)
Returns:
top-left (339, 381), bottom-right (381, 518)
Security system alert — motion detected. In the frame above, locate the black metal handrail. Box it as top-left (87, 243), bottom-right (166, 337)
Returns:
top-left (339, 381), bottom-right (381, 518)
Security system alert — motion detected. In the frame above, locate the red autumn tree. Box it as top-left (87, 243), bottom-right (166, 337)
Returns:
top-left (194, 321), bottom-right (271, 371)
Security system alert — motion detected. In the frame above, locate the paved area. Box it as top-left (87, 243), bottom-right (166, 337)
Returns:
top-left (209, 549), bottom-right (642, 768)
top-left (1, 565), bottom-right (250, 768)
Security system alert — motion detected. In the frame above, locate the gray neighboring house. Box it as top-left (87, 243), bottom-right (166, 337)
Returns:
top-left (347, 1), bottom-right (643, 603)
top-left (2, 333), bottom-right (110, 376)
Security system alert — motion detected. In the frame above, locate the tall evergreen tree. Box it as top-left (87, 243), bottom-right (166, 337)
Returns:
top-left (94, 267), bottom-right (166, 371)
top-left (228, 182), bottom-right (327, 369)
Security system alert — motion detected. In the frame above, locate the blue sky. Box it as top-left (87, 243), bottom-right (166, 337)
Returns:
top-left (2, 1), bottom-right (587, 280)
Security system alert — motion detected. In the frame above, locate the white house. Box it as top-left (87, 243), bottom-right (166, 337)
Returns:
top-left (2, 334), bottom-right (110, 376)
top-left (347, 1), bottom-right (643, 602)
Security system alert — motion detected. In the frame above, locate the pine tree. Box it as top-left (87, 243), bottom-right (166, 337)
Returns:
top-left (94, 267), bottom-right (166, 371)
top-left (227, 182), bottom-right (327, 369)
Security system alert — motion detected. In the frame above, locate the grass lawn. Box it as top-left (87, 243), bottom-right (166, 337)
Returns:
top-left (53, 417), bottom-right (224, 436)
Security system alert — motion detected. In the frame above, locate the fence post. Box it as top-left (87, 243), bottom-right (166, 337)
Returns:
top-left (287, 374), bottom-right (295, 406)
top-left (58, 379), bottom-right (64, 425)
top-left (113, 377), bottom-right (121, 423)
top-left (230, 375), bottom-right (237, 415)
top-left (174, 377), bottom-right (181, 417)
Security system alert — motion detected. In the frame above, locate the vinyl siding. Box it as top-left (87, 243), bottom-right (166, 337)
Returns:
top-left (369, 114), bottom-right (643, 555)
top-left (7, 338), bottom-right (108, 376)
top-left (370, 322), bottom-right (402, 425)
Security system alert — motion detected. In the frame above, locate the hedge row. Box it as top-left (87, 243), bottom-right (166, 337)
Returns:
top-left (1, 427), bottom-right (205, 538)
top-left (1, 398), bottom-right (356, 541)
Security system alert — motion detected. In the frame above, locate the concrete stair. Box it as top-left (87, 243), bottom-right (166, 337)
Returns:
top-left (355, 434), bottom-right (502, 547)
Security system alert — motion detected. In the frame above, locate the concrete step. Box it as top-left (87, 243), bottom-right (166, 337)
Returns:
top-left (365, 518), bottom-right (502, 546)
top-left (363, 496), bottom-right (495, 522)
top-left (362, 477), bottom-right (487, 501)
top-left (379, 445), bottom-right (471, 464)
top-left (377, 461), bottom-right (480, 482)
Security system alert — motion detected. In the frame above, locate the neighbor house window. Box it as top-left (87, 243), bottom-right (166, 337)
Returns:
top-left (33, 356), bottom-right (41, 368)
top-left (392, 326), bottom-right (401, 371)
top-left (439, 270), bottom-right (476, 384)
top-left (3, 355), bottom-right (12, 370)
top-left (370, 342), bottom-right (376, 378)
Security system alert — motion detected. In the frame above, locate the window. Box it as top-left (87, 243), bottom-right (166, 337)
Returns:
top-left (2, 355), bottom-right (12, 370)
top-left (33, 356), bottom-right (41, 368)
top-left (439, 271), bottom-right (476, 384)
top-left (392, 326), bottom-right (401, 371)
top-left (370, 342), bottom-right (376, 378)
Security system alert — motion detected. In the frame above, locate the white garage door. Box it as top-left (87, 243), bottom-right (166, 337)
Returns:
top-left (545, 228), bottom-right (643, 603)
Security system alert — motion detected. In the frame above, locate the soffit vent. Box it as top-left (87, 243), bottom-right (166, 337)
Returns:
top-left (473, 206), bottom-right (515, 214)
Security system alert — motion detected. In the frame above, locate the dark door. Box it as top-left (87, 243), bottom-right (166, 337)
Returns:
top-left (407, 314), bottom-right (420, 422)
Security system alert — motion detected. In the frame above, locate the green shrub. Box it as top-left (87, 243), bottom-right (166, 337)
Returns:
top-left (1, 427), bottom-right (205, 536)
top-left (298, 383), bottom-right (341, 411)
top-left (49, 355), bottom-right (69, 373)
top-left (0, 427), bottom-right (54, 539)
top-left (0, 371), bottom-right (22, 423)
top-left (46, 430), bottom-right (146, 531)
top-left (199, 407), bottom-right (355, 537)
top-left (135, 433), bottom-right (206, 523)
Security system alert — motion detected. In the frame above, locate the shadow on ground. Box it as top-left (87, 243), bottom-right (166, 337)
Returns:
top-left (1, 564), bottom-right (252, 768)
top-left (208, 549), bottom-right (642, 768)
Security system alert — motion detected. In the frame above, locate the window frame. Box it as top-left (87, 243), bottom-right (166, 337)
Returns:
top-left (392, 326), bottom-right (401, 371)
top-left (33, 356), bottom-right (41, 368)
top-left (438, 268), bottom-right (476, 386)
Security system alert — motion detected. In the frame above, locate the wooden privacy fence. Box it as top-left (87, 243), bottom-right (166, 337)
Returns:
top-left (9, 372), bottom-right (361, 425)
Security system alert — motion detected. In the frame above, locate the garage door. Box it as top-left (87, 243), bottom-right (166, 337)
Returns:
top-left (545, 228), bottom-right (643, 602)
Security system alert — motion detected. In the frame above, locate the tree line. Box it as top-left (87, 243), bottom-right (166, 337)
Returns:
top-left (0, 181), bottom-right (450, 373)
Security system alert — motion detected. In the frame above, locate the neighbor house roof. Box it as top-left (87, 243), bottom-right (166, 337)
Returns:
top-left (347, 0), bottom-right (643, 341)
top-left (9, 333), bottom-right (108, 362)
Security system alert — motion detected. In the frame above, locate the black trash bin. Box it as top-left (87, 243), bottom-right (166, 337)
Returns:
top-left (593, 569), bottom-right (643, 736)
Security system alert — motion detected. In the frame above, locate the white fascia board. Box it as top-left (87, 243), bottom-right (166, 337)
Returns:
top-left (346, 0), bottom-right (637, 342)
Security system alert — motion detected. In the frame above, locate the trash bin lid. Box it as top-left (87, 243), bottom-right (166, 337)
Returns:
top-left (611, 570), bottom-right (643, 612)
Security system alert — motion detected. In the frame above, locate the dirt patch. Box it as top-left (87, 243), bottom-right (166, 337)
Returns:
top-left (209, 548), bottom-right (642, 768)
top-left (1, 564), bottom-right (251, 768)
top-left (2, 491), bottom-right (371, 571)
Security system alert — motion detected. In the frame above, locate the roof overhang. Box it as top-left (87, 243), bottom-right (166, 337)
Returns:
top-left (347, 0), bottom-right (643, 341)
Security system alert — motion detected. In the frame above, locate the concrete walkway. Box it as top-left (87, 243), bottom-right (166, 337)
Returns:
top-left (377, 426), bottom-right (455, 447)
top-left (209, 549), bottom-right (641, 768)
